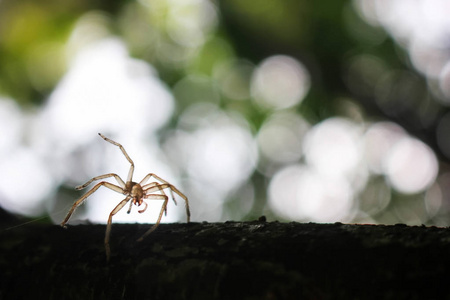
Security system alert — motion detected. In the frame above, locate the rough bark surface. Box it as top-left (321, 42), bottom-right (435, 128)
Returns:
top-left (1, 220), bottom-right (450, 299)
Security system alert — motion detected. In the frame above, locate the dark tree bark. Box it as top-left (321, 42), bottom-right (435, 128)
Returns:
top-left (1, 219), bottom-right (450, 299)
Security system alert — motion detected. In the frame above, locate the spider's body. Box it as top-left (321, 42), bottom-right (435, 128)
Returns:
top-left (61, 133), bottom-right (190, 261)
top-left (125, 181), bottom-right (145, 207)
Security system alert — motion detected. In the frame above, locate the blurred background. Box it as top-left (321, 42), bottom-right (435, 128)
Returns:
top-left (1, 0), bottom-right (450, 226)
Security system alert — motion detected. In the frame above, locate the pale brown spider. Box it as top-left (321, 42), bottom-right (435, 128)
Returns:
top-left (61, 133), bottom-right (190, 261)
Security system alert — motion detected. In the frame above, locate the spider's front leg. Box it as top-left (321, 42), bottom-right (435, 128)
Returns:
top-left (98, 133), bottom-right (135, 183)
top-left (76, 173), bottom-right (126, 190)
top-left (105, 196), bottom-right (132, 261)
top-left (60, 181), bottom-right (124, 227)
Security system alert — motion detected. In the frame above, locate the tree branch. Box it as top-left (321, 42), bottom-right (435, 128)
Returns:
top-left (1, 221), bottom-right (449, 299)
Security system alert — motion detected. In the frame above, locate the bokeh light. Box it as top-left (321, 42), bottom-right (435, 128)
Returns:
top-left (268, 164), bottom-right (354, 223)
top-left (268, 117), bottom-right (364, 223)
top-left (364, 121), bottom-right (407, 174)
top-left (164, 103), bottom-right (258, 221)
top-left (165, 0), bottom-right (218, 48)
top-left (251, 55), bottom-right (310, 110)
top-left (354, 0), bottom-right (450, 100)
top-left (43, 38), bottom-right (174, 142)
top-left (257, 111), bottom-right (310, 172)
top-left (0, 98), bottom-right (22, 154)
top-left (384, 136), bottom-right (438, 194)
top-left (303, 117), bottom-right (364, 180)
top-left (0, 98), bottom-right (55, 217)
top-left (0, 147), bottom-right (54, 216)
top-left (365, 121), bottom-right (438, 194)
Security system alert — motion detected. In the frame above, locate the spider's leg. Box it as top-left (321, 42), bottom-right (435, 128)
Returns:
top-left (158, 189), bottom-right (169, 216)
top-left (165, 184), bottom-right (190, 223)
top-left (140, 173), bottom-right (176, 187)
top-left (141, 175), bottom-right (179, 206)
top-left (105, 196), bottom-right (132, 261)
top-left (60, 182), bottom-right (125, 227)
top-left (139, 173), bottom-right (159, 186)
top-left (142, 181), bottom-right (158, 190)
top-left (144, 183), bottom-right (177, 205)
top-left (76, 173), bottom-right (126, 190)
top-left (98, 133), bottom-right (135, 183)
top-left (144, 183), bottom-right (171, 215)
top-left (137, 194), bottom-right (168, 242)
top-left (168, 189), bottom-right (177, 206)
top-left (127, 199), bottom-right (133, 214)
top-left (146, 184), bottom-right (190, 223)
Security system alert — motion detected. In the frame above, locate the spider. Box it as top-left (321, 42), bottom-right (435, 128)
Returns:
top-left (60, 133), bottom-right (190, 261)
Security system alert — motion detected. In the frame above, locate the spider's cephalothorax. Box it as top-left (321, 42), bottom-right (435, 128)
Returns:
top-left (61, 133), bottom-right (190, 261)
top-left (127, 181), bottom-right (144, 204)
